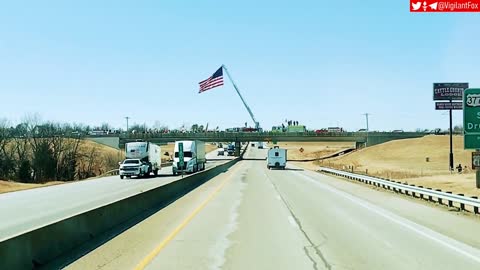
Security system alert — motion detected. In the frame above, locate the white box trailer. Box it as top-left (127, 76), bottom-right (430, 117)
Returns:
top-left (119, 141), bottom-right (161, 178)
top-left (267, 146), bottom-right (287, 170)
top-left (173, 140), bottom-right (206, 175)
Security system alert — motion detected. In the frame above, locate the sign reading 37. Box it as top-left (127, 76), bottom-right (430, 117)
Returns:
top-left (466, 94), bottom-right (480, 107)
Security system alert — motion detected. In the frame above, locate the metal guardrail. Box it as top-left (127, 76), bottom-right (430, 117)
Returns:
top-left (320, 167), bottom-right (480, 214)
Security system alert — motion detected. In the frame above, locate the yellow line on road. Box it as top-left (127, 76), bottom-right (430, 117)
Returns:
top-left (134, 167), bottom-right (237, 270)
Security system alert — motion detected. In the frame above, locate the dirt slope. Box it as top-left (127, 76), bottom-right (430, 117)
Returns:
top-left (323, 135), bottom-right (471, 176)
top-left (275, 142), bottom-right (355, 160)
top-left (290, 135), bottom-right (480, 197)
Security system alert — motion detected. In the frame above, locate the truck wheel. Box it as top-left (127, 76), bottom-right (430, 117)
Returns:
top-left (154, 169), bottom-right (159, 176)
top-left (120, 175), bottom-right (124, 179)
top-left (194, 164), bottom-right (198, 172)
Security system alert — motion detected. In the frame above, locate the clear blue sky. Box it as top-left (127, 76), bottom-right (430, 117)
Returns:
top-left (0, 0), bottom-right (479, 131)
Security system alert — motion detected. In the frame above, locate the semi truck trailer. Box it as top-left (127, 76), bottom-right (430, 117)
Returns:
top-left (119, 141), bottom-right (161, 179)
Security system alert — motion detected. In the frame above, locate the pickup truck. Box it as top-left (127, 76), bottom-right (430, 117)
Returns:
top-left (119, 159), bottom-right (150, 179)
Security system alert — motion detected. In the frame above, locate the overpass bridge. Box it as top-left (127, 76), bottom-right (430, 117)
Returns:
top-left (108, 131), bottom-right (426, 149)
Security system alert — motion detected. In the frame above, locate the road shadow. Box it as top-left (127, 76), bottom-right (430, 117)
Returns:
top-left (285, 168), bottom-right (304, 171)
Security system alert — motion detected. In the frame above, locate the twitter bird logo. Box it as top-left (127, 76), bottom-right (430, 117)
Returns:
top-left (412, 1), bottom-right (422, 10)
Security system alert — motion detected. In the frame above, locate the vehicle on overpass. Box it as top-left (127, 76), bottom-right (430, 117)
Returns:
top-left (287, 125), bottom-right (306, 132)
top-left (173, 140), bottom-right (206, 175)
top-left (257, 142), bottom-right (264, 149)
top-left (218, 149), bottom-right (225, 156)
top-left (119, 141), bottom-right (161, 179)
top-left (272, 125), bottom-right (287, 133)
top-left (327, 127), bottom-right (344, 133)
top-left (267, 146), bottom-right (287, 170)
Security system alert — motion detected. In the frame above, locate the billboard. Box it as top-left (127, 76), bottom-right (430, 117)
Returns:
top-left (433, 83), bottom-right (469, 101)
top-left (435, 102), bottom-right (463, 110)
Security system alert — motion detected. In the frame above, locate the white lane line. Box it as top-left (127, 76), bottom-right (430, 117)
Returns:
top-left (288, 215), bottom-right (300, 229)
top-left (295, 172), bottom-right (480, 264)
top-left (276, 195), bottom-right (282, 201)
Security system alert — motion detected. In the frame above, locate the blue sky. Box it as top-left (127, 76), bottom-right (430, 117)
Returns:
top-left (0, 0), bottom-right (479, 131)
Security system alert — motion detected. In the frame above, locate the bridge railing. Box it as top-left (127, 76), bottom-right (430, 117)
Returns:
top-left (118, 131), bottom-right (426, 140)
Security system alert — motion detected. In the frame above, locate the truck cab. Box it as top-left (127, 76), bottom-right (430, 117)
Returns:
top-left (227, 144), bottom-right (235, 156)
top-left (172, 140), bottom-right (206, 175)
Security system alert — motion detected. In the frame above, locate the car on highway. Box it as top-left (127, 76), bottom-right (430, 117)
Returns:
top-left (119, 159), bottom-right (149, 179)
top-left (218, 149), bottom-right (225, 156)
top-left (227, 144), bottom-right (235, 156)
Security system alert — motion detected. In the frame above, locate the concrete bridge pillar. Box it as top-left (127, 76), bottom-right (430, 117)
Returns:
top-left (235, 141), bottom-right (241, 156)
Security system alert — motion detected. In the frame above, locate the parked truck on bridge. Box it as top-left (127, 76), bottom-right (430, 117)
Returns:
top-left (119, 141), bottom-right (161, 179)
top-left (173, 140), bottom-right (206, 175)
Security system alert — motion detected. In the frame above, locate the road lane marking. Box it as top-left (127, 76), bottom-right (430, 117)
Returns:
top-left (295, 172), bottom-right (480, 264)
top-left (288, 215), bottom-right (299, 229)
top-left (134, 165), bottom-right (240, 270)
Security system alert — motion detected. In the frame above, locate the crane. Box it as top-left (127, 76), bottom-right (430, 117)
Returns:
top-left (222, 65), bottom-right (260, 130)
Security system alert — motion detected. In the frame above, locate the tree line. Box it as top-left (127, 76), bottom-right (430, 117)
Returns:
top-left (0, 117), bottom-right (122, 183)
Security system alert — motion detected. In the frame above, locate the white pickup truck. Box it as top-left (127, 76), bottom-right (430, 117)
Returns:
top-left (119, 159), bottom-right (150, 179)
top-left (119, 141), bottom-right (161, 179)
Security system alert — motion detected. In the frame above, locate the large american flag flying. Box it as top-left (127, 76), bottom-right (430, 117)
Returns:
top-left (198, 66), bottom-right (224, 93)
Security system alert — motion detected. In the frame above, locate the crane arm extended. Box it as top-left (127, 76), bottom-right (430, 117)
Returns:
top-left (222, 65), bottom-right (260, 129)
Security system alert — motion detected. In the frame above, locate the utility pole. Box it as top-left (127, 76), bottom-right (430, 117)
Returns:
top-left (125, 117), bottom-right (130, 134)
top-left (363, 113), bottom-right (370, 146)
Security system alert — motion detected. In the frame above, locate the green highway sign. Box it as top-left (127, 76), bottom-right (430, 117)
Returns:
top-left (178, 142), bottom-right (184, 167)
top-left (463, 88), bottom-right (480, 149)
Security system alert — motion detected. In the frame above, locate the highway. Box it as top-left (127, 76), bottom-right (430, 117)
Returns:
top-left (0, 148), bottom-right (233, 242)
top-left (66, 146), bottom-right (480, 270)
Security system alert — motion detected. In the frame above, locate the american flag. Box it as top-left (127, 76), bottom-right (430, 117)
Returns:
top-left (199, 66), bottom-right (224, 93)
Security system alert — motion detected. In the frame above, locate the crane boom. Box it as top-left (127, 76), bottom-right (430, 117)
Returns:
top-left (222, 65), bottom-right (260, 129)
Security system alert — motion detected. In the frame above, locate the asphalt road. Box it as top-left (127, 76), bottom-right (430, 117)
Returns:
top-left (66, 146), bottom-right (480, 270)
top-left (0, 149), bottom-right (230, 242)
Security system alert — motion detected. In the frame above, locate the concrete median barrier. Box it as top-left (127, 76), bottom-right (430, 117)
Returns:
top-left (0, 157), bottom-right (242, 270)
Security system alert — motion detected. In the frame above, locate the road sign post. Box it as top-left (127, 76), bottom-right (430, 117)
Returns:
top-left (435, 82), bottom-right (469, 171)
top-left (463, 88), bottom-right (480, 188)
top-left (473, 151), bottom-right (480, 189)
top-left (178, 142), bottom-right (184, 178)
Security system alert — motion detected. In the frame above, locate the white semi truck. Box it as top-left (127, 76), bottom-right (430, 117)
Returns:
top-left (267, 146), bottom-right (287, 170)
top-left (119, 141), bottom-right (161, 179)
top-left (173, 140), bottom-right (206, 175)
